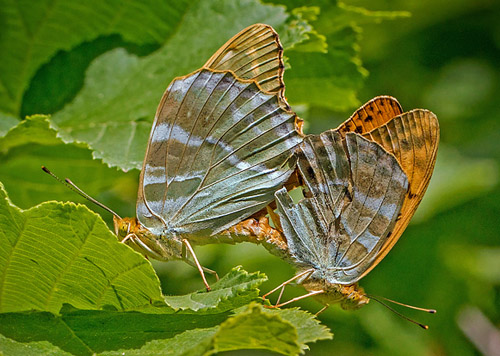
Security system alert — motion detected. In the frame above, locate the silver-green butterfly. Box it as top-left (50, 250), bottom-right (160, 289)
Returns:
top-left (113, 24), bottom-right (303, 290)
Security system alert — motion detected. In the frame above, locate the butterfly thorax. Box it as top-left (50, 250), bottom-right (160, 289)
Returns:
top-left (301, 277), bottom-right (369, 310)
top-left (113, 216), bottom-right (183, 261)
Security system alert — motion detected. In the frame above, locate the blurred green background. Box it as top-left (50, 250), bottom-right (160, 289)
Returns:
top-left (1, 0), bottom-right (499, 355)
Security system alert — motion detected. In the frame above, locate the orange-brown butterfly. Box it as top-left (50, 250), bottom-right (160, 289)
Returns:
top-left (44, 24), bottom-right (303, 291)
top-left (263, 97), bottom-right (439, 328)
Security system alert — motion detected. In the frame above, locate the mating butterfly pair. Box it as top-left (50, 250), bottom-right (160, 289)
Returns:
top-left (110, 24), bottom-right (439, 319)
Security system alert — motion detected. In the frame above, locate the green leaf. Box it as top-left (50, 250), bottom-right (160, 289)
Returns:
top-left (0, 305), bottom-right (230, 356)
top-left (0, 115), bottom-right (133, 211)
top-left (335, 2), bottom-right (410, 25)
top-left (0, 334), bottom-right (73, 356)
top-left (0, 304), bottom-right (330, 356)
top-left (0, 115), bottom-right (62, 153)
top-left (51, 0), bottom-right (309, 170)
top-left (0, 0), bottom-right (192, 117)
top-left (267, 0), bottom-right (408, 112)
top-left (285, 26), bottom-right (367, 112)
top-left (0, 182), bottom-right (163, 314)
top-left (212, 303), bottom-right (300, 355)
top-left (101, 327), bottom-right (218, 356)
top-left (265, 308), bottom-right (333, 351)
top-left (0, 283), bottom-right (330, 355)
top-left (0, 112), bottom-right (19, 137)
top-left (164, 267), bottom-right (267, 313)
top-left (277, 7), bottom-right (327, 54)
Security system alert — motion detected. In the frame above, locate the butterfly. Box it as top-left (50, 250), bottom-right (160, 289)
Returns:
top-left (262, 98), bottom-right (439, 326)
top-left (112, 24), bottom-right (303, 290)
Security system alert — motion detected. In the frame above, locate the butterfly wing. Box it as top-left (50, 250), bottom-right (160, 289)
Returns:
top-left (137, 68), bottom-right (302, 237)
top-left (358, 109), bottom-right (439, 277)
top-left (204, 24), bottom-right (286, 99)
top-left (275, 131), bottom-right (408, 284)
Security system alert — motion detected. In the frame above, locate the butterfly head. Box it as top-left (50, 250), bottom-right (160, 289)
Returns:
top-left (302, 277), bottom-right (369, 310)
top-left (113, 216), bottom-right (137, 239)
top-left (113, 216), bottom-right (184, 261)
top-left (338, 284), bottom-right (370, 310)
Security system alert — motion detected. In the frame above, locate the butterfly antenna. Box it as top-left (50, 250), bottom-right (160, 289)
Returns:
top-left (367, 295), bottom-right (431, 330)
top-left (366, 294), bottom-right (436, 314)
top-left (41, 166), bottom-right (122, 219)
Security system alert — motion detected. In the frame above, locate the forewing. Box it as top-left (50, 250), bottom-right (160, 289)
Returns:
top-left (275, 131), bottom-right (351, 269)
top-left (336, 96), bottom-right (403, 136)
top-left (276, 132), bottom-right (408, 284)
top-left (204, 24), bottom-right (285, 98)
top-left (358, 109), bottom-right (439, 278)
top-left (137, 69), bottom-right (302, 236)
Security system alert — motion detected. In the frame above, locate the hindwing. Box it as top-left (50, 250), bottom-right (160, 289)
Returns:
top-left (275, 132), bottom-right (408, 284)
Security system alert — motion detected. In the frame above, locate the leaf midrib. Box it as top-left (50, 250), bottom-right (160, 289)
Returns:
top-left (42, 211), bottom-right (98, 309)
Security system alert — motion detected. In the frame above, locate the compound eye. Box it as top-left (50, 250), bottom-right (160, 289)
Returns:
top-left (117, 222), bottom-right (129, 237)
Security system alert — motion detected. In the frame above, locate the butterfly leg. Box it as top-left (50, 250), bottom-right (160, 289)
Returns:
top-left (315, 304), bottom-right (329, 316)
top-left (271, 290), bottom-right (324, 308)
top-left (200, 265), bottom-right (219, 281)
top-left (122, 233), bottom-right (163, 261)
top-left (182, 239), bottom-right (212, 292)
top-left (262, 268), bottom-right (315, 305)
top-left (120, 234), bottom-right (132, 243)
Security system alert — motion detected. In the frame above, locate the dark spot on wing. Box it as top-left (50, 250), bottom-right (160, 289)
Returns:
top-left (354, 126), bottom-right (363, 133)
top-left (345, 188), bottom-right (352, 202)
top-left (306, 165), bottom-right (315, 179)
top-left (364, 115), bottom-right (373, 122)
